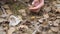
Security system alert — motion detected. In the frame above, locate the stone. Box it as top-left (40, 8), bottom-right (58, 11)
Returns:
top-left (51, 27), bottom-right (59, 32)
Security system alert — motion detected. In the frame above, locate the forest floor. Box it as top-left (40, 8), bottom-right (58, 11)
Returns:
top-left (0, 0), bottom-right (60, 34)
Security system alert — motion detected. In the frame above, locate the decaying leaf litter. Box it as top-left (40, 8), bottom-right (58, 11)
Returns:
top-left (0, 0), bottom-right (60, 34)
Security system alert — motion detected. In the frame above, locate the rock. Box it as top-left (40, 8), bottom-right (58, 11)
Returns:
top-left (51, 27), bottom-right (59, 32)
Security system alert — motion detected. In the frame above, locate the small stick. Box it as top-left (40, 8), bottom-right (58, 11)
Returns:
top-left (1, 6), bottom-right (7, 14)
